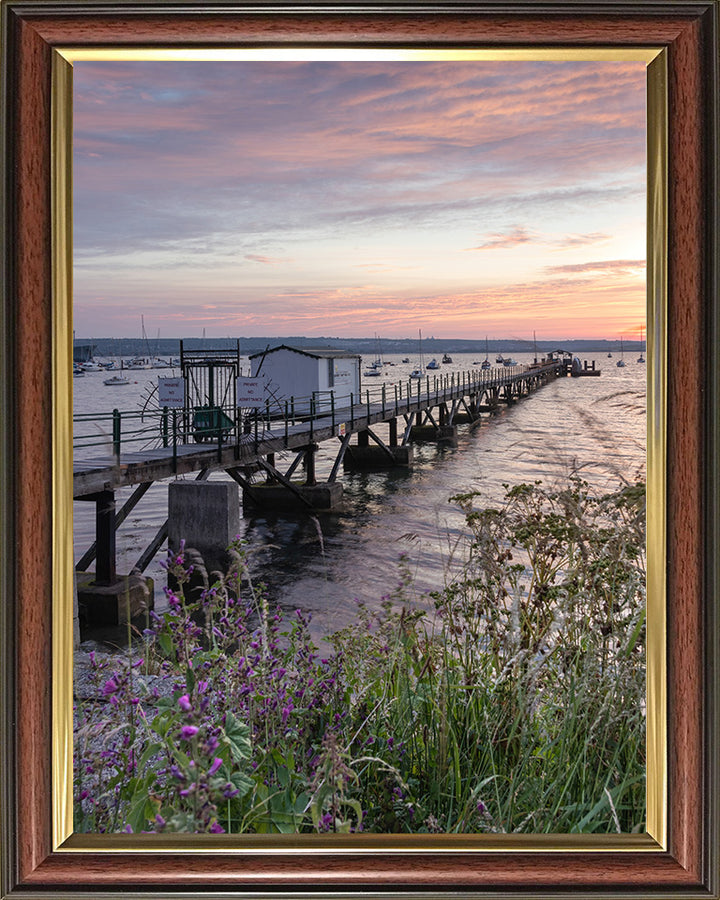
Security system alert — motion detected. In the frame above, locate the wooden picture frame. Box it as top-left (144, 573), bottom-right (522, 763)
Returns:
top-left (1, 1), bottom-right (717, 896)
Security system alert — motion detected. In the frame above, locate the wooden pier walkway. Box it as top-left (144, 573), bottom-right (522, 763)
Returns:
top-left (73, 360), bottom-right (571, 603)
top-left (73, 361), bottom-right (563, 497)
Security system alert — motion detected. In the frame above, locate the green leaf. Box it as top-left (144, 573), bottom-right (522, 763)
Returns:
top-left (222, 712), bottom-right (251, 765)
top-left (157, 632), bottom-right (175, 660)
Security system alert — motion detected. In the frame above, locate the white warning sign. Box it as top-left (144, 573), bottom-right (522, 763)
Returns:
top-left (158, 377), bottom-right (185, 409)
top-left (236, 375), bottom-right (267, 408)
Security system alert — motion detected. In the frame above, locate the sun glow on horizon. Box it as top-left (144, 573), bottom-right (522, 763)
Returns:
top-left (73, 59), bottom-right (647, 340)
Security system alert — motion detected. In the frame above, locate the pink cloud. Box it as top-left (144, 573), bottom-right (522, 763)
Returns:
top-left (551, 232), bottom-right (610, 249)
top-left (466, 226), bottom-right (538, 251)
top-left (544, 259), bottom-right (646, 276)
top-left (244, 254), bottom-right (284, 265)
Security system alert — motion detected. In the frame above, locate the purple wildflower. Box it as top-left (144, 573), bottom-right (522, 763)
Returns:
top-left (180, 725), bottom-right (199, 740)
top-left (102, 677), bottom-right (119, 696)
top-left (207, 757), bottom-right (223, 776)
top-left (178, 694), bottom-right (192, 712)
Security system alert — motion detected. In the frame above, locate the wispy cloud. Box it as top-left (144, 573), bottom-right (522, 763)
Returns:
top-left (466, 226), bottom-right (539, 251)
top-left (544, 259), bottom-right (646, 276)
top-left (244, 254), bottom-right (285, 265)
top-left (551, 231), bottom-right (610, 249)
top-left (72, 58), bottom-right (647, 338)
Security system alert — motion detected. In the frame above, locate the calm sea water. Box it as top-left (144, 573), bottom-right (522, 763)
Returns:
top-left (73, 351), bottom-right (646, 640)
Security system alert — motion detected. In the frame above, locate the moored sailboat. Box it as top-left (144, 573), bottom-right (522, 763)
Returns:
top-left (410, 329), bottom-right (425, 378)
top-left (616, 336), bottom-right (626, 367)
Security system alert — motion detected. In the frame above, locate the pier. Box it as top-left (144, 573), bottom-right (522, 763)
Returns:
top-left (73, 356), bottom-right (575, 625)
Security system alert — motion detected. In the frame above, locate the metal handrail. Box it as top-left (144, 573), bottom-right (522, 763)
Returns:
top-left (73, 362), bottom-right (561, 457)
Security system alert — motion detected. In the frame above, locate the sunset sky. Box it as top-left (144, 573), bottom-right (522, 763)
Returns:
top-left (73, 58), bottom-right (647, 341)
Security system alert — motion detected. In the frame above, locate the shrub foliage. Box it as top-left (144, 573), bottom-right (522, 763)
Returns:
top-left (74, 477), bottom-right (646, 834)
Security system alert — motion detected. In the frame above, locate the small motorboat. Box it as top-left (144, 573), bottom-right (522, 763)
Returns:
top-left (103, 374), bottom-right (131, 386)
top-left (126, 356), bottom-right (150, 370)
top-left (426, 358), bottom-right (440, 370)
top-left (441, 353), bottom-right (453, 364)
top-left (409, 368), bottom-right (424, 379)
top-left (401, 357), bottom-right (410, 364)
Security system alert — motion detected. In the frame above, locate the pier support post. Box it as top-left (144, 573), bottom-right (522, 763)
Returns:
top-left (95, 490), bottom-right (116, 585)
top-left (388, 418), bottom-right (398, 446)
top-left (168, 481), bottom-right (240, 578)
top-left (304, 443), bottom-right (318, 486)
top-left (266, 452), bottom-right (276, 483)
top-left (75, 490), bottom-right (154, 632)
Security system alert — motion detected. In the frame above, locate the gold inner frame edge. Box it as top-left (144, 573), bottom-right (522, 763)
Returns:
top-left (53, 45), bottom-right (667, 853)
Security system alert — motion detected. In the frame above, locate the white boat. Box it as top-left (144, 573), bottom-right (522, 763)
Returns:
top-left (126, 356), bottom-right (150, 370)
top-left (410, 329), bottom-right (425, 378)
top-left (80, 360), bottom-right (103, 372)
top-left (616, 336), bottom-right (626, 367)
top-left (481, 336), bottom-right (491, 369)
top-left (637, 325), bottom-right (645, 363)
top-left (502, 358), bottom-right (518, 367)
top-left (104, 374), bottom-right (131, 386)
top-left (363, 365), bottom-right (382, 377)
top-left (426, 358), bottom-right (440, 370)
top-left (369, 334), bottom-right (384, 370)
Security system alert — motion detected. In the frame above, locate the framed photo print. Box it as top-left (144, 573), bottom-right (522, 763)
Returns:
top-left (1, 1), bottom-right (718, 897)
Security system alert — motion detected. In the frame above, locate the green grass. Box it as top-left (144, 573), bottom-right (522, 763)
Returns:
top-left (74, 476), bottom-right (646, 835)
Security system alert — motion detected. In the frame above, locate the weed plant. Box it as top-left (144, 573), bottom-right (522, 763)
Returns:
top-left (74, 477), bottom-right (646, 834)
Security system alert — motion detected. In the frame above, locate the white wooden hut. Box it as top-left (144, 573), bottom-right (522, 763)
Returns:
top-left (249, 345), bottom-right (361, 415)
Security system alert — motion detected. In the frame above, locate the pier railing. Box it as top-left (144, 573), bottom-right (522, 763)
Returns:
top-left (73, 363), bottom-right (558, 460)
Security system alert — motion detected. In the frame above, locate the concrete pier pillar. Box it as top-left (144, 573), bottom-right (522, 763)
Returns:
top-left (242, 481), bottom-right (343, 511)
top-left (437, 425), bottom-right (459, 447)
top-left (409, 424), bottom-right (458, 447)
top-left (77, 571), bottom-right (154, 630)
top-left (343, 444), bottom-right (413, 470)
top-left (168, 481), bottom-right (240, 577)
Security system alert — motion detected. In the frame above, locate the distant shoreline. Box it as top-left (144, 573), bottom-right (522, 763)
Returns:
top-left (74, 335), bottom-right (644, 359)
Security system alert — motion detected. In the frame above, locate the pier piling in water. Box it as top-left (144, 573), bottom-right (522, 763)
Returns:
top-left (168, 481), bottom-right (240, 577)
top-left (74, 357), bottom-right (582, 575)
